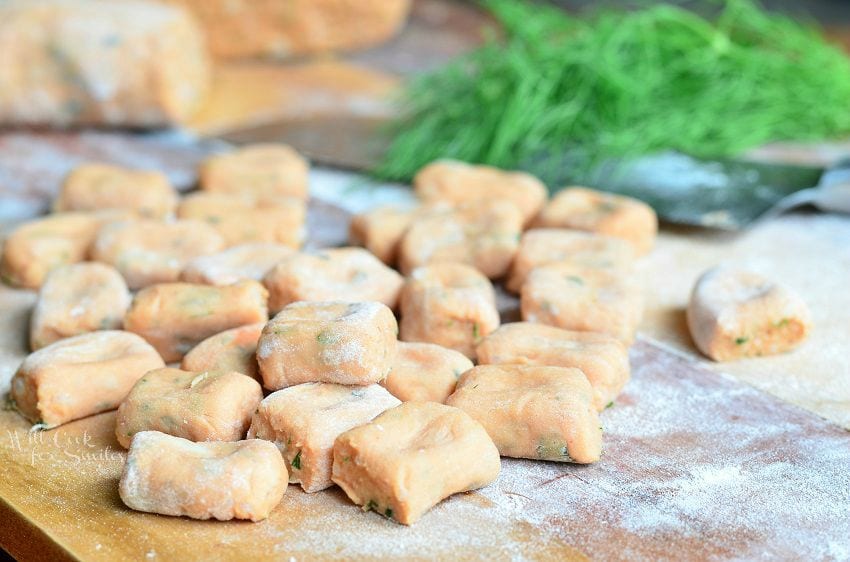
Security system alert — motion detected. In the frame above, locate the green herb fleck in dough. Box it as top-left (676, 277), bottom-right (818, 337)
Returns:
top-left (472, 323), bottom-right (480, 340)
top-left (605, 401), bottom-right (614, 409)
top-left (364, 500), bottom-right (378, 512)
top-left (536, 436), bottom-right (573, 462)
top-left (316, 331), bottom-right (337, 345)
top-left (291, 450), bottom-right (302, 470)
top-left (565, 275), bottom-right (584, 286)
top-left (735, 336), bottom-right (749, 345)
top-left (384, 508), bottom-right (394, 519)
top-left (774, 318), bottom-right (790, 328)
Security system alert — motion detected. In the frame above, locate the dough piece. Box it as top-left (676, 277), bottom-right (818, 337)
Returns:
top-left (161, 0), bottom-right (411, 60)
top-left (446, 365), bottom-right (601, 464)
top-left (181, 323), bottom-right (265, 381)
top-left (1, 210), bottom-right (129, 289)
top-left (248, 382), bottom-right (400, 492)
top-left (332, 402), bottom-right (501, 525)
top-left (349, 205), bottom-right (417, 266)
top-left (177, 192), bottom-right (306, 248)
top-left (10, 331), bottom-right (164, 428)
top-left (414, 160), bottom-right (548, 226)
top-left (115, 367), bottom-right (263, 448)
top-left (534, 187), bottom-right (658, 255)
top-left (54, 164), bottom-right (177, 219)
top-left (199, 144), bottom-right (309, 200)
top-left (476, 322), bottom-right (629, 411)
top-left (91, 219), bottom-right (225, 289)
top-left (382, 342), bottom-right (473, 404)
top-left (687, 266), bottom-right (812, 362)
top-left (30, 262), bottom-right (131, 350)
top-left (399, 263), bottom-right (499, 359)
top-left (257, 301), bottom-right (397, 390)
top-left (123, 281), bottom-right (268, 362)
top-left (521, 262), bottom-right (644, 344)
top-left (398, 201), bottom-right (523, 279)
top-left (263, 248), bottom-right (404, 313)
top-left (506, 229), bottom-right (635, 293)
top-left (119, 431), bottom-right (286, 522)
top-left (0, 1), bottom-right (210, 127)
top-left (181, 243), bottom-right (294, 286)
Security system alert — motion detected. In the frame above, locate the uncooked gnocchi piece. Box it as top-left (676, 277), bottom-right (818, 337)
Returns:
top-left (180, 243), bottom-right (294, 286)
top-left (181, 323), bottom-right (265, 381)
top-left (521, 262), bottom-right (644, 344)
top-left (263, 247), bottom-right (403, 313)
top-left (447, 365), bottom-right (602, 464)
top-left (476, 322), bottom-right (630, 411)
top-left (399, 263), bottom-right (499, 359)
top-left (687, 266), bottom-right (812, 362)
top-left (199, 144), bottom-right (309, 200)
top-left (257, 301), bottom-right (397, 390)
top-left (29, 262), bottom-right (131, 350)
top-left (414, 160), bottom-right (547, 226)
top-left (248, 382), bottom-right (400, 492)
top-left (534, 187), bottom-right (657, 255)
top-left (382, 341), bottom-right (473, 404)
top-left (123, 281), bottom-right (268, 362)
top-left (11, 331), bottom-right (164, 428)
top-left (115, 367), bottom-right (263, 448)
top-left (91, 219), bottom-right (225, 289)
top-left (177, 192), bottom-right (306, 248)
top-left (119, 431), bottom-right (287, 522)
top-left (349, 205), bottom-right (417, 265)
top-left (54, 163), bottom-right (177, 218)
top-left (332, 401), bottom-right (500, 525)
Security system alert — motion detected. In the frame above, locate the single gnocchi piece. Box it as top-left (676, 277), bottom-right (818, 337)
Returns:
top-left (521, 262), bottom-right (644, 344)
top-left (177, 192), bottom-right (306, 248)
top-left (91, 219), bottom-right (225, 289)
top-left (30, 262), bottom-right (131, 350)
top-left (181, 323), bottom-right (265, 381)
top-left (1, 210), bottom-right (129, 289)
top-left (414, 160), bottom-right (547, 226)
top-left (332, 401), bottom-right (501, 525)
top-left (687, 266), bottom-right (812, 362)
top-left (54, 163), bottom-right (177, 218)
top-left (181, 243), bottom-right (294, 286)
top-left (263, 248), bottom-right (404, 313)
top-left (257, 301), bottom-right (397, 390)
top-left (534, 187), bottom-right (658, 255)
top-left (446, 365), bottom-right (602, 464)
top-left (119, 431), bottom-right (287, 522)
top-left (10, 331), bottom-right (165, 428)
top-left (398, 201), bottom-right (523, 279)
top-left (349, 205), bottom-right (417, 265)
top-left (476, 322), bottom-right (629, 411)
top-left (399, 263), bottom-right (499, 359)
top-left (115, 368), bottom-right (263, 448)
top-left (506, 229), bottom-right (635, 293)
top-left (199, 144), bottom-right (309, 200)
top-left (248, 383), bottom-right (400, 493)
top-left (123, 280), bottom-right (268, 362)
top-left (382, 342), bottom-right (473, 404)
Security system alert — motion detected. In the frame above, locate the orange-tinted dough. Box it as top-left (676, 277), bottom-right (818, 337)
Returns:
top-left (399, 263), bottom-right (499, 359)
top-left (91, 219), bottom-right (225, 289)
top-left (30, 262), bottom-right (131, 350)
top-left (414, 160), bottom-right (547, 226)
top-left (119, 431), bottom-right (286, 522)
top-left (263, 247), bottom-right (403, 313)
top-left (476, 322), bottom-right (630, 411)
top-left (181, 323), bottom-right (265, 381)
top-left (115, 367), bottom-right (263, 448)
top-left (177, 192), bottom-right (306, 248)
top-left (534, 187), bottom-right (657, 255)
top-left (332, 402), bottom-right (501, 525)
top-left (257, 301), bottom-right (397, 390)
top-left (687, 266), bottom-right (812, 362)
top-left (181, 243), bottom-right (294, 286)
top-left (54, 163), bottom-right (177, 218)
top-left (447, 365), bottom-right (602, 463)
top-left (10, 331), bottom-right (164, 428)
top-left (199, 144), bottom-right (309, 200)
top-left (123, 280), bottom-right (268, 362)
top-left (248, 382), bottom-right (400, 492)
top-left (382, 341), bottom-right (473, 403)
top-left (349, 205), bottom-right (417, 265)
top-left (521, 262), bottom-right (644, 344)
